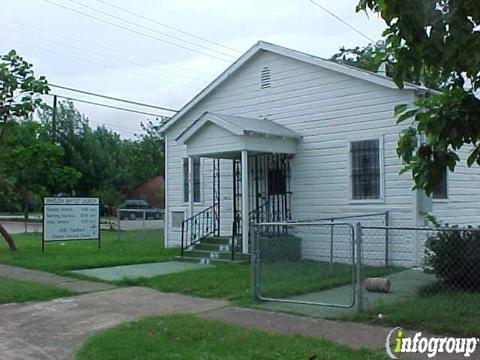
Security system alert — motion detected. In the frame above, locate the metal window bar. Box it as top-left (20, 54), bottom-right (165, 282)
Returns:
top-left (351, 139), bottom-right (380, 200)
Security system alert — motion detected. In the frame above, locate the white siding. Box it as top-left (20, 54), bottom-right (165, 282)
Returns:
top-left (185, 122), bottom-right (243, 157)
top-left (432, 145), bottom-right (480, 226)
top-left (164, 50), bottom-right (480, 266)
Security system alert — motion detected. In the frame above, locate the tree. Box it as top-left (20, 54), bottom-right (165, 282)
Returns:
top-left (356, 0), bottom-right (480, 195)
top-left (331, 42), bottom-right (388, 73)
top-left (0, 50), bottom-right (49, 250)
top-left (38, 102), bottom-right (166, 205)
top-left (134, 117), bottom-right (166, 178)
top-left (0, 121), bottom-right (81, 227)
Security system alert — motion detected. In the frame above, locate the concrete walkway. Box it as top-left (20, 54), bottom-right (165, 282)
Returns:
top-left (0, 265), bottom-right (469, 359)
top-left (0, 264), bottom-right (114, 293)
top-left (202, 307), bottom-right (468, 360)
top-left (72, 261), bottom-right (211, 281)
top-left (1, 292), bottom-right (463, 360)
top-left (203, 306), bottom-right (389, 349)
top-left (0, 287), bottom-right (228, 360)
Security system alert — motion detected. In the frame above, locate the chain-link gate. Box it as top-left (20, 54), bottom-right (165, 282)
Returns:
top-left (251, 221), bottom-right (358, 308)
top-left (253, 220), bottom-right (480, 315)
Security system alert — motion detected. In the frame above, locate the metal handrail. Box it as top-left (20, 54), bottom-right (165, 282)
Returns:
top-left (180, 202), bottom-right (220, 256)
top-left (230, 202), bottom-right (271, 260)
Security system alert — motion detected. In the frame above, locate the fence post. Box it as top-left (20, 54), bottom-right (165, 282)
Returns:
top-left (117, 209), bottom-right (121, 240)
top-left (142, 209), bottom-right (146, 240)
top-left (384, 211), bottom-right (389, 267)
top-left (251, 224), bottom-right (258, 301)
top-left (329, 218), bottom-right (334, 274)
top-left (355, 222), bottom-right (364, 313)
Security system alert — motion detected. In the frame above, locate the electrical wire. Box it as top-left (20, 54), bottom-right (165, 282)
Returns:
top-left (49, 83), bottom-right (178, 113)
top-left (46, 93), bottom-right (170, 118)
top-left (64, 0), bottom-right (238, 59)
top-left (0, 36), bottom-right (202, 89)
top-left (308, 0), bottom-right (376, 43)
top-left (0, 17), bottom-right (217, 78)
top-left (93, 0), bottom-right (241, 54)
top-left (0, 25), bottom-right (208, 83)
top-left (43, 0), bottom-right (232, 62)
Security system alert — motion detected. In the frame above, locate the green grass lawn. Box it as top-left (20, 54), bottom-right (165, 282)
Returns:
top-left (340, 289), bottom-right (480, 337)
top-left (120, 261), bottom-right (399, 306)
top-left (0, 230), bottom-right (177, 275)
top-left (76, 314), bottom-right (386, 360)
top-left (0, 276), bottom-right (74, 304)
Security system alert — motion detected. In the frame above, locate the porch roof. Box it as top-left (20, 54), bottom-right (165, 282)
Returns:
top-left (176, 112), bottom-right (301, 158)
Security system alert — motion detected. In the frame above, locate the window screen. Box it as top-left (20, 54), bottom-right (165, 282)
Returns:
top-left (350, 139), bottom-right (381, 200)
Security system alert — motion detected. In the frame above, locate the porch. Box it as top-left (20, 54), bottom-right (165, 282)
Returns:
top-left (174, 112), bottom-right (301, 262)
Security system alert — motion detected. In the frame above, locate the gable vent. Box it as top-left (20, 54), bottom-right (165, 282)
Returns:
top-left (260, 66), bottom-right (271, 89)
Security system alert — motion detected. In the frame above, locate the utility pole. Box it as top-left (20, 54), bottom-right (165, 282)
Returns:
top-left (52, 95), bottom-right (58, 143)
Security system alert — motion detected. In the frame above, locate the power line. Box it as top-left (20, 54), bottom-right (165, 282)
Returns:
top-left (0, 25), bottom-right (208, 83)
top-left (46, 93), bottom-right (171, 118)
top-left (93, 0), bottom-right (241, 54)
top-left (0, 17), bottom-right (217, 78)
top-left (43, 0), bottom-right (232, 62)
top-left (65, 0), bottom-right (238, 59)
top-left (308, 0), bottom-right (375, 43)
top-left (0, 36), bottom-right (202, 89)
top-left (49, 83), bottom-right (178, 113)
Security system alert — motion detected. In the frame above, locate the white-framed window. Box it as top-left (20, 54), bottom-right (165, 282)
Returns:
top-left (433, 171), bottom-right (448, 200)
top-left (349, 138), bottom-right (384, 201)
top-left (183, 157), bottom-right (201, 203)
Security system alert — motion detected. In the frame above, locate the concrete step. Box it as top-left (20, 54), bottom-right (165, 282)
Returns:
top-left (172, 256), bottom-right (250, 265)
top-left (198, 236), bottom-right (231, 245)
top-left (182, 249), bottom-right (236, 260)
top-left (193, 243), bottom-right (231, 252)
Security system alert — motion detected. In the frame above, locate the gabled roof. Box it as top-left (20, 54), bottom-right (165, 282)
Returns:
top-left (161, 41), bottom-right (432, 133)
top-left (176, 112), bottom-right (301, 143)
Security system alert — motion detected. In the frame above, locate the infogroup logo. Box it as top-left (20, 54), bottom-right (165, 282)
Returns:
top-left (385, 327), bottom-right (479, 359)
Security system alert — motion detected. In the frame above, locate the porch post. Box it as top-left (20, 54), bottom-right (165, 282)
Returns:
top-left (188, 156), bottom-right (194, 218)
top-left (241, 150), bottom-right (249, 254)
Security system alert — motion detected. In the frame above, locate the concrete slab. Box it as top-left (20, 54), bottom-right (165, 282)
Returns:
top-left (256, 269), bottom-right (435, 319)
top-left (0, 287), bottom-right (228, 360)
top-left (0, 264), bottom-right (114, 293)
top-left (71, 261), bottom-right (211, 281)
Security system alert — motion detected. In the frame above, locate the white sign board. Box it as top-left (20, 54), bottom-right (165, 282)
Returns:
top-left (43, 197), bottom-right (100, 241)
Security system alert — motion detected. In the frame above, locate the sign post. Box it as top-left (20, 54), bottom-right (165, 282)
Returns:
top-left (42, 197), bottom-right (100, 252)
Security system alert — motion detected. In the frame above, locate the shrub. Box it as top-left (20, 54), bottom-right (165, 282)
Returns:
top-left (425, 227), bottom-right (480, 291)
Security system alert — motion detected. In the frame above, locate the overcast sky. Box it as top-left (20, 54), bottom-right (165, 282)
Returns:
top-left (1, 0), bottom-right (386, 138)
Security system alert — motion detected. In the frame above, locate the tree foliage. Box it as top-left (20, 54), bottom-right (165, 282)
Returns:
top-left (0, 50), bottom-right (50, 250)
top-left (0, 50), bottom-right (49, 140)
top-left (38, 101), bottom-right (165, 207)
top-left (356, 0), bottom-right (480, 194)
top-left (0, 121), bottom-right (81, 210)
top-left (331, 42), bottom-right (388, 73)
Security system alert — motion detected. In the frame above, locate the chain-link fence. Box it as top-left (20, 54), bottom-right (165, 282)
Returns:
top-left (360, 225), bottom-right (480, 310)
top-left (253, 220), bottom-right (480, 314)
top-left (115, 208), bottom-right (164, 240)
top-left (252, 221), bottom-right (357, 308)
